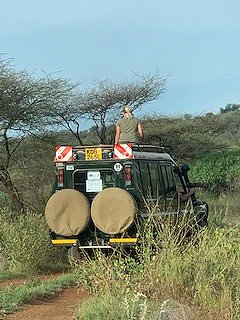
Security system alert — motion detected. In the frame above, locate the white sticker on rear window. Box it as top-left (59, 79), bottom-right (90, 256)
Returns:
top-left (86, 179), bottom-right (103, 192)
top-left (87, 171), bottom-right (100, 180)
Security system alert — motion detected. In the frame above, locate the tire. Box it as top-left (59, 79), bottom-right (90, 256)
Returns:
top-left (67, 246), bottom-right (81, 260)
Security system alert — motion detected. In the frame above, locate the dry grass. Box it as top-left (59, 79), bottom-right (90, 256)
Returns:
top-left (74, 211), bottom-right (240, 320)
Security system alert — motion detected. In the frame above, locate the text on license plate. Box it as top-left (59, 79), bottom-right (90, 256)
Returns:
top-left (85, 148), bottom-right (102, 160)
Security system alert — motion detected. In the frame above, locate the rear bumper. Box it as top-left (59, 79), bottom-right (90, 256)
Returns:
top-left (51, 237), bottom-right (137, 249)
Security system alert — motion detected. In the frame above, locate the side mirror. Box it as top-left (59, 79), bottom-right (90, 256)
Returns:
top-left (181, 163), bottom-right (190, 174)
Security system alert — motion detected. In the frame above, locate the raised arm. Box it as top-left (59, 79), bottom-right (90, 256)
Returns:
top-left (138, 122), bottom-right (144, 139)
top-left (179, 187), bottom-right (197, 201)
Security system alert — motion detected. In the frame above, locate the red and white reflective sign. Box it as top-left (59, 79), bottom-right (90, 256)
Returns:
top-left (55, 146), bottom-right (73, 162)
top-left (114, 143), bottom-right (133, 159)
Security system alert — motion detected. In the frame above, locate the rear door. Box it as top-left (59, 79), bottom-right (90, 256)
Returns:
top-left (73, 165), bottom-right (116, 201)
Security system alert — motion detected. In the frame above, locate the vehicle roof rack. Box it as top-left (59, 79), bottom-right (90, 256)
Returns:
top-left (132, 144), bottom-right (166, 153)
top-left (72, 144), bottom-right (167, 153)
top-left (55, 144), bottom-right (175, 163)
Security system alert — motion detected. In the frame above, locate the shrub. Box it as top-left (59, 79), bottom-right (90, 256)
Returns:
top-left (74, 215), bottom-right (240, 320)
top-left (190, 149), bottom-right (240, 194)
top-left (0, 209), bottom-right (67, 272)
top-left (76, 293), bottom-right (149, 320)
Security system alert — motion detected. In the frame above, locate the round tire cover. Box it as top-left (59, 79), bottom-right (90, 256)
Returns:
top-left (45, 189), bottom-right (90, 236)
top-left (91, 187), bottom-right (137, 235)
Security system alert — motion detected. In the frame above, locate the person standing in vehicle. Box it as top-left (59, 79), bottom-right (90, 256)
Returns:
top-left (115, 105), bottom-right (144, 144)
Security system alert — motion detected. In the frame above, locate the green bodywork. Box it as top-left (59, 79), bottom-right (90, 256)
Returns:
top-left (49, 145), bottom-right (208, 249)
top-left (53, 158), bottom-right (180, 215)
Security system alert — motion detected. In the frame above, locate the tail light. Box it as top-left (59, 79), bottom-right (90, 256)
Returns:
top-left (124, 165), bottom-right (132, 186)
top-left (57, 168), bottom-right (64, 188)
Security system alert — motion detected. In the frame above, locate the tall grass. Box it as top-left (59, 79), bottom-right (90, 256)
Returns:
top-left (75, 211), bottom-right (240, 320)
top-left (205, 192), bottom-right (240, 226)
top-left (0, 208), bottom-right (68, 273)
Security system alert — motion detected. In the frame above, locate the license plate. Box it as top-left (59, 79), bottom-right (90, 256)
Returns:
top-left (85, 148), bottom-right (102, 160)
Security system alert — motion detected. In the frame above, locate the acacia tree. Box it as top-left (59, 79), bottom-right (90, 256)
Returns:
top-left (0, 59), bottom-right (76, 213)
top-left (220, 103), bottom-right (240, 114)
top-left (42, 82), bottom-right (84, 145)
top-left (46, 72), bottom-right (168, 144)
top-left (78, 72), bottom-right (168, 143)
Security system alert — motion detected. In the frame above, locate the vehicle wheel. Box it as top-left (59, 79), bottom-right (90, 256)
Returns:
top-left (196, 212), bottom-right (208, 227)
top-left (194, 201), bottom-right (209, 228)
top-left (67, 246), bottom-right (81, 261)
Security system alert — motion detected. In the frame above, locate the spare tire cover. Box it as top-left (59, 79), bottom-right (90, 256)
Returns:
top-left (91, 187), bottom-right (137, 235)
top-left (45, 189), bottom-right (90, 236)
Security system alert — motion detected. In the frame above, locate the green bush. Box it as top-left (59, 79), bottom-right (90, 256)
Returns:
top-left (0, 209), bottom-right (67, 272)
top-left (190, 149), bottom-right (240, 194)
top-left (203, 192), bottom-right (240, 226)
top-left (76, 293), bottom-right (149, 320)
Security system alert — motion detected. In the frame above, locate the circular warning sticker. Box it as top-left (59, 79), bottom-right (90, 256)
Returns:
top-left (114, 163), bottom-right (123, 172)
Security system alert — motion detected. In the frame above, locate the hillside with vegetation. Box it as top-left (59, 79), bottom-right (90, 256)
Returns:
top-left (1, 109), bottom-right (240, 213)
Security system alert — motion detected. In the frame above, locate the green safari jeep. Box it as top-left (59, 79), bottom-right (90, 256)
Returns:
top-left (45, 144), bottom-right (208, 254)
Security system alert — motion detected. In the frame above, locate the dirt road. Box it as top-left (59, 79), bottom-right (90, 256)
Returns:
top-left (5, 287), bottom-right (87, 320)
top-left (0, 273), bottom-right (88, 320)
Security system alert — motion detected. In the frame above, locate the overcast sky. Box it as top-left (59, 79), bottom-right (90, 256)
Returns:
top-left (1, 0), bottom-right (240, 122)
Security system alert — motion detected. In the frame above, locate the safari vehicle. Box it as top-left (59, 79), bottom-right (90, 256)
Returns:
top-left (45, 144), bottom-right (208, 254)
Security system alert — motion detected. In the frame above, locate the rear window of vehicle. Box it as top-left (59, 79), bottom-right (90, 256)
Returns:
top-left (73, 169), bottom-right (115, 199)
